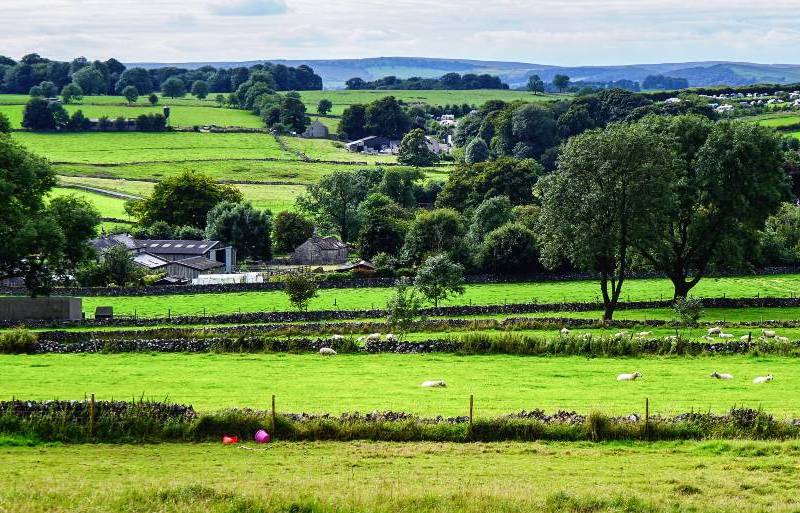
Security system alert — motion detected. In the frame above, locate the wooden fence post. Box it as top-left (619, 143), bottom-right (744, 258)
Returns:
top-left (645, 397), bottom-right (649, 442)
top-left (271, 394), bottom-right (276, 436)
top-left (89, 393), bottom-right (96, 439)
top-left (469, 394), bottom-right (474, 439)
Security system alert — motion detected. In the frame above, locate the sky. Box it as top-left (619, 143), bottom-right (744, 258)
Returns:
top-left (3, 0), bottom-right (800, 65)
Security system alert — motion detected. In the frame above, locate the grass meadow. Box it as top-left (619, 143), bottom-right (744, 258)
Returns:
top-left (4, 440), bottom-right (800, 513)
top-left (48, 187), bottom-right (132, 220)
top-left (0, 103), bottom-right (264, 129)
top-left (57, 176), bottom-right (304, 212)
top-left (298, 89), bottom-right (561, 116)
top-left (79, 274), bottom-right (800, 317)
top-left (11, 131), bottom-right (292, 164)
top-left (1, 353), bottom-right (795, 415)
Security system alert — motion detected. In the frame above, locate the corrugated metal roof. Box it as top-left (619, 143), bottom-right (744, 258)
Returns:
top-left (133, 252), bottom-right (169, 269)
top-left (170, 256), bottom-right (225, 271)
top-left (135, 239), bottom-right (220, 256)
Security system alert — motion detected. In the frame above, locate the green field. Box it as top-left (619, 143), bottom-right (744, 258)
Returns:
top-left (0, 353), bottom-right (794, 415)
top-left (757, 114), bottom-right (800, 128)
top-left (4, 440), bottom-right (799, 513)
top-left (79, 274), bottom-right (800, 318)
top-left (299, 89), bottom-right (561, 116)
top-left (11, 131), bottom-right (292, 164)
top-left (56, 176), bottom-right (303, 213)
top-left (48, 187), bottom-right (132, 220)
top-left (0, 103), bottom-right (264, 129)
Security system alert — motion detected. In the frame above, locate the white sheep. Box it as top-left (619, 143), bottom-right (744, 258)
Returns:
top-left (707, 327), bottom-right (722, 336)
top-left (617, 372), bottom-right (641, 381)
top-left (319, 347), bottom-right (337, 356)
top-left (718, 333), bottom-right (734, 339)
top-left (636, 331), bottom-right (653, 337)
top-left (366, 333), bottom-right (382, 342)
top-left (386, 333), bottom-right (397, 342)
top-left (330, 334), bottom-right (344, 341)
top-left (753, 374), bottom-right (774, 384)
top-left (762, 330), bottom-right (776, 338)
top-left (560, 328), bottom-right (571, 335)
top-left (420, 380), bottom-right (447, 388)
top-left (710, 372), bottom-right (734, 380)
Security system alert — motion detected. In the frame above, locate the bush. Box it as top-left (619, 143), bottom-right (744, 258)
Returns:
top-left (0, 329), bottom-right (38, 354)
top-left (673, 297), bottom-right (703, 326)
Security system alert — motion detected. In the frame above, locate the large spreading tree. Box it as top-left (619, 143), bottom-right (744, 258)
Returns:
top-left (127, 171), bottom-right (243, 229)
top-left (0, 135), bottom-right (100, 295)
top-left (635, 115), bottom-right (790, 298)
top-left (537, 122), bottom-right (677, 320)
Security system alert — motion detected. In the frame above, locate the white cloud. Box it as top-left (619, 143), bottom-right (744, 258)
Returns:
top-left (1, 0), bottom-right (799, 65)
top-left (210, 0), bottom-right (288, 16)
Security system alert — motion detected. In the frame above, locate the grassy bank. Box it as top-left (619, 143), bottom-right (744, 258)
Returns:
top-left (1, 353), bottom-right (796, 415)
top-left (2, 440), bottom-right (800, 512)
top-left (77, 273), bottom-right (800, 317)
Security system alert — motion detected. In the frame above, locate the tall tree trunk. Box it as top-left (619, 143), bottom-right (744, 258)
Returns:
top-left (671, 272), bottom-right (700, 299)
top-left (600, 272), bottom-right (614, 321)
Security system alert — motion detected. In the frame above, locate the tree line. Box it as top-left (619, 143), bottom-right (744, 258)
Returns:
top-left (0, 53), bottom-right (323, 97)
top-left (345, 73), bottom-right (508, 91)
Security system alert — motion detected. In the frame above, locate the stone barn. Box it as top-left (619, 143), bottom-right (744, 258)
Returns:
top-left (292, 236), bottom-right (348, 265)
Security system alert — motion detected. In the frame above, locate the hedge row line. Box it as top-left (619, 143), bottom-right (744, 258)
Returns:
top-left (4, 266), bottom-right (800, 297)
top-left (16, 333), bottom-right (800, 357)
top-left (2, 401), bottom-right (798, 443)
top-left (9, 296), bottom-right (800, 329)
top-left (33, 314), bottom-right (800, 346)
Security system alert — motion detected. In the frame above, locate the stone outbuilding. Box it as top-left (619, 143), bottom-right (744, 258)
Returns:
top-left (292, 236), bottom-right (348, 265)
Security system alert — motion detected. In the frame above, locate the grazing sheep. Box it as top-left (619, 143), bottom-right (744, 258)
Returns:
top-left (753, 374), bottom-right (774, 384)
top-left (617, 372), bottom-right (641, 381)
top-left (710, 372), bottom-right (734, 380)
top-left (718, 333), bottom-right (734, 339)
top-left (420, 380), bottom-right (447, 388)
top-left (386, 333), bottom-right (397, 342)
top-left (762, 330), bottom-right (776, 338)
top-left (330, 334), bottom-right (344, 341)
top-left (319, 347), bottom-right (337, 356)
top-left (366, 333), bottom-right (382, 342)
top-left (636, 331), bottom-right (653, 337)
top-left (560, 328), bottom-right (571, 335)
top-left (708, 327), bottom-right (722, 336)
top-left (776, 336), bottom-right (790, 343)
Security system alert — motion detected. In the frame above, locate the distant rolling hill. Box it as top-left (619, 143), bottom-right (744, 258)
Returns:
top-left (130, 57), bottom-right (800, 89)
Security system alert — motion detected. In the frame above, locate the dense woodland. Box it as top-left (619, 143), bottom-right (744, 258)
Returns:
top-left (0, 53), bottom-right (322, 96)
top-left (345, 73), bottom-right (508, 90)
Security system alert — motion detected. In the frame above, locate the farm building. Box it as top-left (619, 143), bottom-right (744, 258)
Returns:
top-left (337, 260), bottom-right (376, 273)
top-left (132, 252), bottom-right (225, 281)
top-left (344, 136), bottom-right (399, 153)
top-left (292, 236), bottom-right (348, 265)
top-left (302, 120), bottom-right (330, 138)
top-left (90, 235), bottom-right (237, 280)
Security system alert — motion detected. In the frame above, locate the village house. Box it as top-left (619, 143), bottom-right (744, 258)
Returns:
top-left (302, 120), bottom-right (330, 138)
top-left (292, 236), bottom-right (348, 265)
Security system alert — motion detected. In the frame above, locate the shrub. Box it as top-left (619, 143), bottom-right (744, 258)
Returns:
top-left (0, 328), bottom-right (38, 354)
top-left (673, 297), bottom-right (703, 326)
